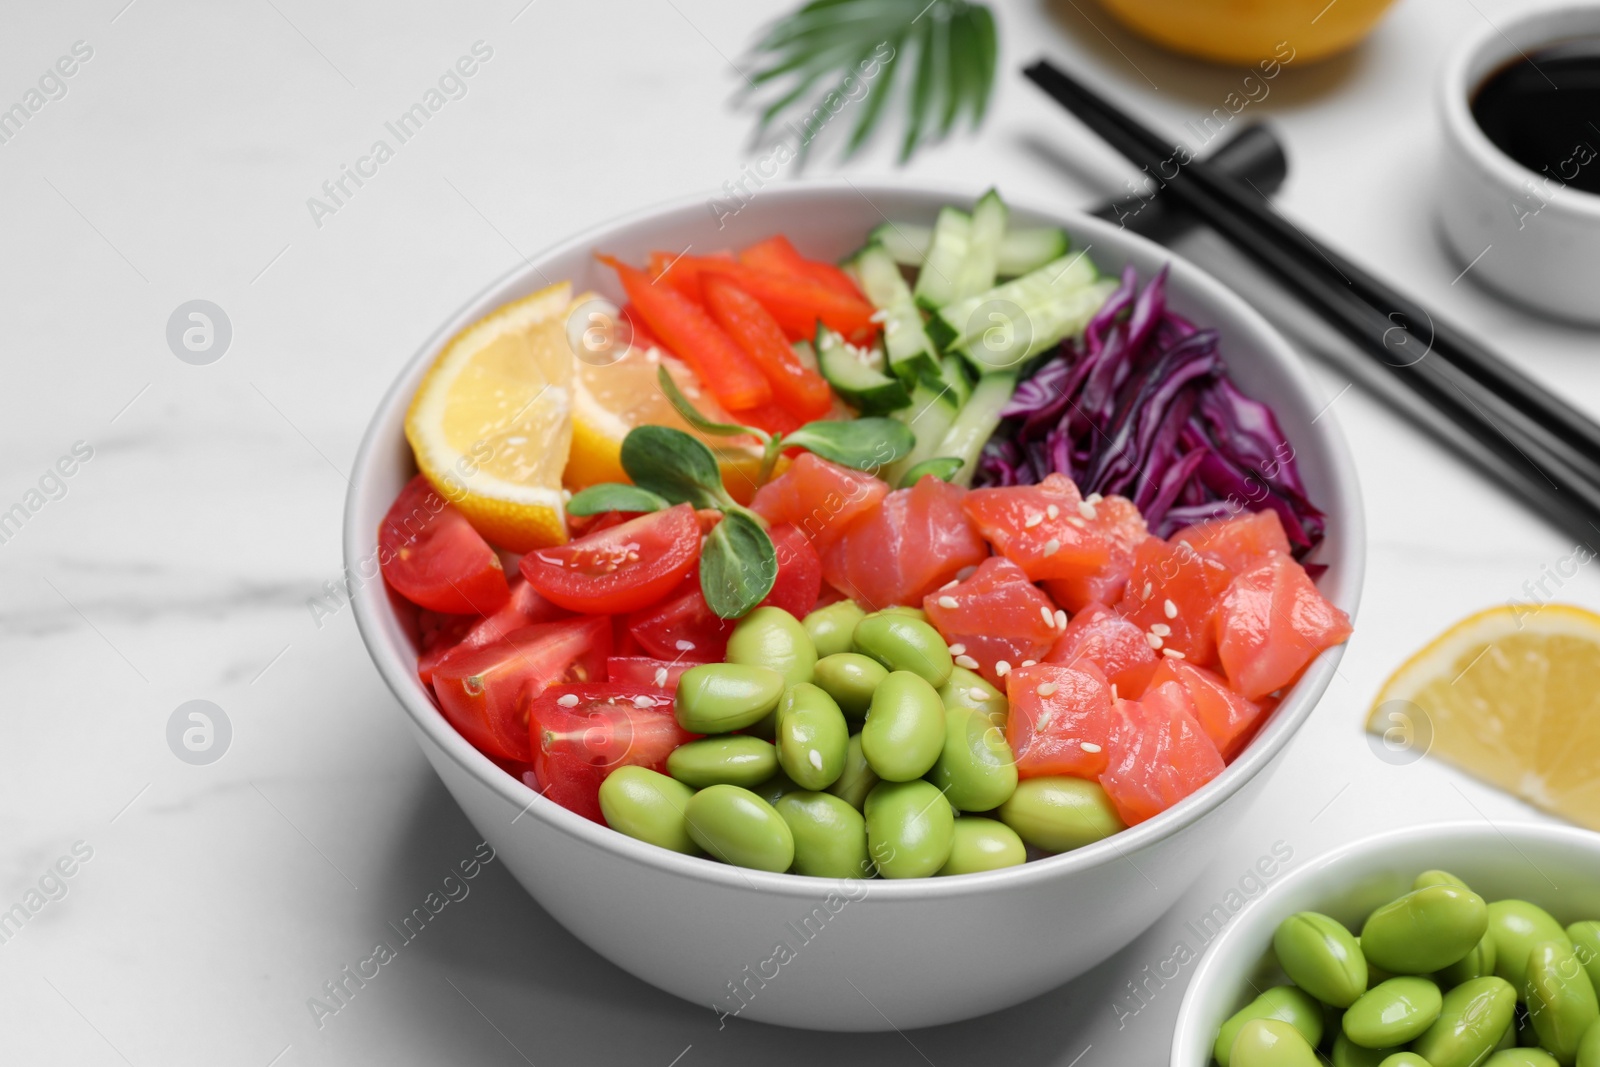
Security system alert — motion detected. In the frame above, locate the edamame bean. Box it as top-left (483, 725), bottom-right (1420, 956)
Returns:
top-left (598, 767), bottom-right (700, 855)
top-left (752, 769), bottom-right (801, 807)
top-left (1496, 1017), bottom-right (1518, 1052)
top-left (1377, 1055), bottom-right (1432, 1067)
top-left (938, 664), bottom-right (1008, 726)
top-left (727, 606), bottom-right (816, 688)
top-left (667, 736), bottom-right (778, 789)
top-left (1567, 922), bottom-right (1600, 993)
top-left (925, 704), bottom-right (1018, 813)
top-left (860, 671), bottom-right (945, 781)
top-left (852, 613), bottom-right (953, 686)
top-left (1361, 886), bottom-right (1489, 974)
top-left (1525, 940), bottom-right (1600, 1063)
top-left (864, 780), bottom-right (954, 879)
top-left (1486, 1050), bottom-right (1562, 1067)
top-left (876, 605), bottom-right (930, 624)
top-left (1214, 986), bottom-right (1326, 1067)
top-left (825, 734), bottom-right (878, 811)
top-left (1576, 1018), bottom-right (1600, 1067)
top-left (1417, 869), bottom-right (1474, 892)
top-left (1490, 901), bottom-right (1574, 992)
top-left (803, 601), bottom-right (866, 659)
top-left (675, 664), bottom-right (785, 733)
top-left (776, 683), bottom-right (848, 790)
top-left (1440, 931), bottom-right (1498, 988)
top-left (1413, 976), bottom-right (1518, 1067)
top-left (684, 785), bottom-right (794, 872)
top-left (1344, 977), bottom-right (1443, 1048)
top-left (812, 653), bottom-right (888, 719)
top-left (1332, 1032), bottom-right (1395, 1067)
top-left (997, 777), bottom-right (1126, 853)
top-left (1275, 913), bottom-right (1369, 1008)
top-left (775, 791), bottom-right (869, 880)
top-left (938, 817), bottom-right (1026, 876)
top-left (1231, 1019), bottom-right (1322, 1067)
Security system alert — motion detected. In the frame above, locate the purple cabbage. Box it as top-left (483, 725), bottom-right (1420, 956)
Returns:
top-left (975, 265), bottom-right (1326, 555)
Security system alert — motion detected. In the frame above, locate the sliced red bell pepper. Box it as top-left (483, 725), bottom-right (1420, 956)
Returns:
top-left (618, 303), bottom-right (663, 353)
top-left (702, 276), bottom-right (834, 421)
top-left (682, 256), bottom-right (878, 344)
top-left (597, 254), bottom-right (771, 411)
top-left (648, 249), bottom-right (733, 302)
top-left (739, 235), bottom-right (866, 302)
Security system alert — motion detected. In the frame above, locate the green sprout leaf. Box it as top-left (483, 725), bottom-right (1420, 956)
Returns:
top-left (896, 456), bottom-right (964, 488)
top-left (784, 417), bottom-right (914, 471)
top-left (700, 510), bottom-right (778, 619)
top-left (656, 366), bottom-right (769, 442)
top-left (620, 425), bottom-right (733, 509)
top-left (566, 483), bottom-right (670, 517)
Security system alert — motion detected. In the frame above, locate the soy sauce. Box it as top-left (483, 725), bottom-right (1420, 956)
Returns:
top-left (1472, 37), bottom-right (1600, 195)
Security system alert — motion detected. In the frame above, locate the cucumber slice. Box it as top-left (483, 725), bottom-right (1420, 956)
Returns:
top-left (912, 207), bottom-right (971, 311)
top-left (886, 366), bottom-right (967, 484)
top-left (950, 189), bottom-right (1008, 301)
top-left (998, 227), bottom-right (1070, 276)
top-left (935, 372), bottom-right (1019, 487)
top-left (868, 222), bottom-right (931, 266)
top-left (930, 253), bottom-right (1109, 371)
top-left (850, 242), bottom-right (939, 383)
top-left (897, 457), bottom-right (964, 488)
top-left (816, 327), bottom-right (909, 415)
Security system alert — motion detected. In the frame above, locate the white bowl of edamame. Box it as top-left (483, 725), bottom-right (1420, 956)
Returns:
top-left (1172, 821), bottom-right (1600, 1067)
top-left (346, 180), bottom-right (1365, 1031)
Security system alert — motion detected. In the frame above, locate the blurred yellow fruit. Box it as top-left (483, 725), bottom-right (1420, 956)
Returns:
top-left (1094, 0), bottom-right (1396, 65)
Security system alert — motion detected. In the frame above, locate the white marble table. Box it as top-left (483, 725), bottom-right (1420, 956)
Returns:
top-left (4, 0), bottom-right (1598, 1063)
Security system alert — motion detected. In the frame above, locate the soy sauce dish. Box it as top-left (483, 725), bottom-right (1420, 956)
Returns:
top-left (345, 181), bottom-right (1363, 1031)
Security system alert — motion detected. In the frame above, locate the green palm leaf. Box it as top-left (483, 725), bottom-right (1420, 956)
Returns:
top-left (743, 0), bottom-right (997, 164)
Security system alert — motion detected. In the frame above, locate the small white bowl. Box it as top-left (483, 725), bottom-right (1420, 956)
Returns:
top-left (345, 180), bottom-right (1364, 1031)
top-left (1172, 821), bottom-right (1600, 1067)
top-left (1437, 3), bottom-right (1600, 323)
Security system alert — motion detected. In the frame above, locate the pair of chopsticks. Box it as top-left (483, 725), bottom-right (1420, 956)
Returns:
top-left (1024, 59), bottom-right (1600, 552)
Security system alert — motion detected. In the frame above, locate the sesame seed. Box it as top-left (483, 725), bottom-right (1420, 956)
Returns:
top-left (955, 654), bottom-right (980, 670)
top-left (1044, 538), bottom-right (1062, 555)
top-left (653, 668), bottom-right (669, 687)
top-left (1067, 516), bottom-right (1087, 528)
top-left (633, 695), bottom-right (655, 708)
top-left (1078, 500), bottom-right (1097, 520)
top-left (1024, 513), bottom-right (1043, 529)
top-left (1046, 504), bottom-right (1060, 520)
top-left (1164, 599), bottom-right (1178, 619)
top-left (1035, 682), bottom-right (1058, 697)
top-left (1143, 581), bottom-right (1153, 599)
top-left (995, 660), bottom-right (1011, 677)
top-left (1021, 659), bottom-right (1037, 667)
top-left (956, 565), bottom-right (978, 581)
top-left (885, 319), bottom-right (901, 336)
top-left (1150, 623), bottom-right (1171, 637)
top-left (940, 578), bottom-right (960, 590)
top-left (869, 309), bottom-right (889, 323)
top-left (939, 596), bottom-right (960, 610)
top-left (1086, 492), bottom-right (1103, 504)
top-left (1110, 684), bottom-right (1120, 700)
top-left (1040, 605), bottom-right (1055, 626)
top-left (1146, 632), bottom-right (1164, 650)
top-left (968, 687), bottom-right (988, 701)
top-left (557, 694), bottom-right (580, 707)
top-left (1080, 742), bottom-right (1103, 754)
top-left (948, 643), bottom-right (967, 656)
top-left (1163, 648), bottom-right (1187, 660)
top-left (1055, 609), bottom-right (1068, 630)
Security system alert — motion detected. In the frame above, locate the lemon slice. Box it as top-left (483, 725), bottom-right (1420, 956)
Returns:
top-left (405, 281), bottom-right (574, 552)
top-left (1367, 603), bottom-right (1600, 828)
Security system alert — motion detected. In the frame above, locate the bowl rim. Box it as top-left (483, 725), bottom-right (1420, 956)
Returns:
top-left (1168, 818), bottom-right (1599, 1064)
top-left (343, 176), bottom-right (1366, 903)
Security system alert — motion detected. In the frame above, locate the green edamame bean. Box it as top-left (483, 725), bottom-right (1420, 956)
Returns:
top-left (1344, 977), bottom-right (1443, 1048)
top-left (812, 653), bottom-right (888, 719)
top-left (803, 601), bottom-right (866, 659)
top-left (1567, 922), bottom-right (1600, 993)
top-left (997, 776), bottom-right (1125, 853)
top-left (1490, 901), bottom-right (1573, 992)
top-left (1361, 886), bottom-right (1489, 974)
top-left (776, 683), bottom-right (848, 790)
top-left (1231, 1019), bottom-right (1322, 1067)
top-left (1332, 1032), bottom-right (1396, 1067)
top-left (752, 769), bottom-right (801, 807)
top-left (1525, 940), bottom-right (1600, 1063)
top-left (667, 736), bottom-right (778, 789)
top-left (860, 670), bottom-right (945, 781)
top-left (597, 767), bottom-right (699, 855)
top-left (938, 817), bottom-right (1026, 876)
top-left (1413, 976), bottom-right (1518, 1067)
top-left (1496, 1017), bottom-right (1517, 1052)
top-left (1440, 931), bottom-right (1498, 988)
top-left (1417, 869), bottom-right (1474, 892)
top-left (938, 664), bottom-right (1008, 726)
top-left (1576, 1018), bottom-right (1600, 1067)
top-left (683, 785), bottom-right (794, 872)
top-left (1215, 986), bottom-right (1326, 1067)
top-left (774, 791), bottom-right (869, 880)
top-left (1486, 1049), bottom-right (1562, 1067)
top-left (1275, 913), bottom-right (1369, 1008)
top-left (925, 704), bottom-right (1018, 813)
top-left (1377, 1055), bottom-right (1433, 1067)
top-left (852, 614), bottom-right (953, 687)
top-left (875, 605), bottom-right (929, 624)
top-left (675, 664), bottom-right (785, 733)
top-left (727, 606), bottom-right (816, 688)
top-left (825, 734), bottom-right (878, 811)
top-left (864, 780), bottom-right (954, 879)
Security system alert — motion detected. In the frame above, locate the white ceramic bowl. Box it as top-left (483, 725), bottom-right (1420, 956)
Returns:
top-left (1437, 2), bottom-right (1600, 323)
top-left (1172, 821), bottom-right (1600, 1066)
top-left (344, 180), bottom-right (1365, 1031)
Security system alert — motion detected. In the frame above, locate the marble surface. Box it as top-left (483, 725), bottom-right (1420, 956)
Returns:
top-left (4, 0), bottom-right (1599, 1064)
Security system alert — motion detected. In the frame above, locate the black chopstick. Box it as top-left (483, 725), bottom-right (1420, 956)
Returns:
top-left (1024, 59), bottom-right (1600, 551)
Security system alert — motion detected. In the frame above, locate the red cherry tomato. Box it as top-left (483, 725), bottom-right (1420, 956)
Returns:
top-left (430, 616), bottom-right (612, 763)
top-left (625, 579), bottom-right (734, 662)
top-left (379, 474), bottom-right (509, 615)
top-left (527, 683), bottom-right (695, 823)
top-left (520, 504), bottom-right (700, 614)
top-left (606, 656), bottom-right (701, 690)
top-left (417, 578), bottom-right (572, 685)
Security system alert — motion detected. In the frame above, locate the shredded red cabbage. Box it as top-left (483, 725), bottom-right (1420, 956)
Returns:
top-left (975, 265), bottom-right (1326, 555)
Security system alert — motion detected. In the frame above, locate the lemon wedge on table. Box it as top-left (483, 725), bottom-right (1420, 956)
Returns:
top-left (405, 281), bottom-right (574, 552)
top-left (1367, 604), bottom-right (1600, 829)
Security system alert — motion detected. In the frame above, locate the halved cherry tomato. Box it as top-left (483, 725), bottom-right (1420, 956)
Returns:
top-left (379, 474), bottom-right (510, 615)
top-left (764, 523), bottom-right (823, 619)
top-left (1213, 553), bottom-right (1352, 701)
top-left (1145, 658), bottom-right (1264, 760)
top-left (1045, 601), bottom-right (1159, 696)
top-left (520, 504), bottom-right (700, 614)
top-left (738, 235), bottom-right (866, 302)
top-left (527, 683), bottom-right (693, 823)
top-left (418, 578), bottom-right (571, 685)
top-left (962, 474), bottom-right (1112, 582)
top-left (431, 616), bottom-right (612, 763)
top-left (737, 402), bottom-right (804, 436)
top-left (702, 276), bottom-right (833, 421)
top-left (1005, 662), bottom-right (1116, 779)
top-left (684, 257), bottom-right (877, 344)
top-left (923, 557), bottom-right (1061, 685)
top-left (1116, 538), bottom-right (1235, 668)
top-left (1171, 509), bottom-right (1289, 574)
top-left (1099, 681), bottom-right (1225, 825)
top-left (606, 657), bottom-right (702, 690)
top-left (751, 452), bottom-right (889, 553)
top-left (625, 578), bottom-right (734, 661)
top-left (821, 476), bottom-right (989, 609)
top-left (598, 254), bottom-right (771, 411)
top-left (1043, 494), bottom-right (1151, 613)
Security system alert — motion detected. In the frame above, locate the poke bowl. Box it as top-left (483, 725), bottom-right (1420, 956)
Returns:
top-left (344, 179), bottom-right (1365, 1030)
